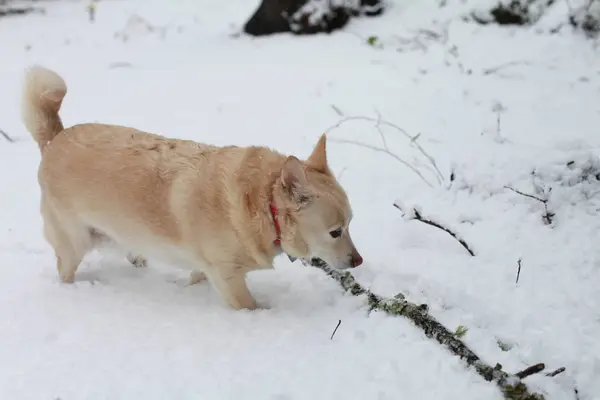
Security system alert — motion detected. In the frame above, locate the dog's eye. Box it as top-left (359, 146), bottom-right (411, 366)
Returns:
top-left (329, 228), bottom-right (343, 238)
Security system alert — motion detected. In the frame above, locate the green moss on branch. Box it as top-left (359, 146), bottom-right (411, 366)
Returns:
top-left (306, 258), bottom-right (545, 400)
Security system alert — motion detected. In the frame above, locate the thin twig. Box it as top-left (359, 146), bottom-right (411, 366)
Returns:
top-left (516, 258), bottom-right (522, 285)
top-left (504, 186), bottom-right (546, 203)
top-left (504, 186), bottom-right (555, 225)
top-left (0, 6), bottom-right (42, 17)
top-left (331, 104), bottom-right (344, 117)
top-left (0, 128), bottom-right (14, 143)
top-left (545, 367), bottom-right (566, 378)
top-left (393, 202), bottom-right (476, 256)
top-left (482, 61), bottom-right (532, 76)
top-left (330, 138), bottom-right (435, 187)
top-left (497, 112), bottom-right (501, 136)
top-left (515, 363), bottom-right (546, 379)
top-left (565, 0), bottom-right (574, 13)
top-left (337, 166), bottom-right (348, 182)
top-left (330, 319), bottom-right (342, 340)
top-left (368, 110), bottom-right (441, 185)
top-left (373, 109), bottom-right (389, 150)
top-left (324, 115), bottom-right (445, 185)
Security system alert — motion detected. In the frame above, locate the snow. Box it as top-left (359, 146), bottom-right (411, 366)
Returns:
top-left (1, 0), bottom-right (599, 399)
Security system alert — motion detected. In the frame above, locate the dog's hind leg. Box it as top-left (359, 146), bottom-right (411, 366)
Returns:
top-left (41, 200), bottom-right (92, 283)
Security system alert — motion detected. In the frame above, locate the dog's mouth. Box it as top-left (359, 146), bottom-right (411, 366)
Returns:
top-left (299, 257), bottom-right (338, 270)
top-left (293, 256), bottom-right (354, 271)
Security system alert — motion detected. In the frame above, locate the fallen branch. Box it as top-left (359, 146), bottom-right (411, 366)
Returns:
top-left (516, 258), bottom-right (523, 284)
top-left (393, 201), bottom-right (476, 256)
top-left (306, 258), bottom-right (545, 400)
top-left (0, 128), bottom-right (14, 143)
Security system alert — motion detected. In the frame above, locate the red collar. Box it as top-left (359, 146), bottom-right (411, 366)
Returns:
top-left (269, 201), bottom-right (281, 245)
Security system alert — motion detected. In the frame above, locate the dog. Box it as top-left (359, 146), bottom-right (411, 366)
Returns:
top-left (21, 65), bottom-right (363, 310)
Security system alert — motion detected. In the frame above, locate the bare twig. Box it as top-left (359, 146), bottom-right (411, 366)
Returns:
top-left (305, 258), bottom-right (545, 400)
top-left (504, 186), bottom-right (545, 203)
top-left (0, 6), bottom-right (43, 18)
top-left (504, 186), bottom-right (555, 225)
top-left (565, 0), bottom-right (575, 14)
top-left (0, 128), bottom-right (14, 143)
top-left (336, 166), bottom-right (348, 182)
top-left (324, 114), bottom-right (445, 186)
top-left (545, 367), bottom-right (566, 378)
top-left (482, 61), bottom-right (532, 76)
top-left (516, 258), bottom-right (523, 285)
top-left (515, 363), bottom-right (546, 379)
top-left (330, 319), bottom-right (342, 340)
top-left (549, 22), bottom-right (565, 34)
top-left (446, 44), bottom-right (467, 74)
top-left (393, 202), bottom-right (476, 256)
top-left (374, 112), bottom-right (439, 183)
top-left (373, 109), bottom-right (389, 150)
top-left (393, 22), bottom-right (451, 54)
top-left (330, 138), bottom-right (435, 187)
top-left (497, 112), bottom-right (501, 136)
top-left (330, 104), bottom-right (344, 117)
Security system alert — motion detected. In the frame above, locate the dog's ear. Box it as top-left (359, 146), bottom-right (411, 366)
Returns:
top-left (281, 156), bottom-right (311, 204)
top-left (306, 134), bottom-right (329, 174)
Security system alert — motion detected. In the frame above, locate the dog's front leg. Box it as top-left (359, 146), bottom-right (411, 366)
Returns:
top-left (206, 268), bottom-right (257, 310)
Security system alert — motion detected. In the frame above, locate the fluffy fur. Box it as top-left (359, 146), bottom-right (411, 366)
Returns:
top-left (21, 65), bottom-right (363, 310)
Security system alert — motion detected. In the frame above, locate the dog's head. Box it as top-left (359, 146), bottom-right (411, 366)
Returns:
top-left (275, 134), bottom-right (363, 270)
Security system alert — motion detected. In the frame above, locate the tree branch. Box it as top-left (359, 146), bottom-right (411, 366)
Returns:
top-left (393, 201), bottom-right (476, 256)
top-left (305, 258), bottom-right (545, 400)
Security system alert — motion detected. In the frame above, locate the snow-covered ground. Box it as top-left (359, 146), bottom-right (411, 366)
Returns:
top-left (1, 0), bottom-right (599, 399)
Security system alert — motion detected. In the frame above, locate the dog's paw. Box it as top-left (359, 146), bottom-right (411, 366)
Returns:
top-left (187, 270), bottom-right (207, 286)
top-left (168, 272), bottom-right (207, 288)
top-left (58, 275), bottom-right (102, 287)
top-left (127, 254), bottom-right (148, 268)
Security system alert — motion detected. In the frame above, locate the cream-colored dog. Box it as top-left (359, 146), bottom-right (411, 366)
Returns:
top-left (21, 65), bottom-right (363, 310)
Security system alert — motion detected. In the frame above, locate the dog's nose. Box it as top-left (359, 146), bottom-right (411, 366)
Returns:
top-left (351, 252), bottom-right (363, 267)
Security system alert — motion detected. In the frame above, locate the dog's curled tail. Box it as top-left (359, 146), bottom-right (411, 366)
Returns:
top-left (21, 65), bottom-right (67, 152)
